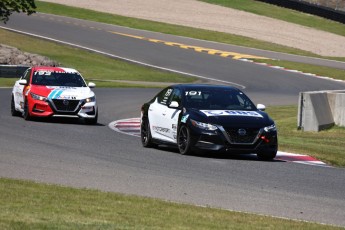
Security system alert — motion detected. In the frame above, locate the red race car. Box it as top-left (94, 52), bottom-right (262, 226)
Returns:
top-left (11, 66), bottom-right (98, 124)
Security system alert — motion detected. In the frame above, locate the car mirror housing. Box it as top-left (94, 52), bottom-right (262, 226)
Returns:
top-left (18, 79), bottom-right (27, 85)
top-left (88, 82), bottom-right (96, 88)
top-left (169, 101), bottom-right (179, 108)
top-left (257, 104), bottom-right (266, 111)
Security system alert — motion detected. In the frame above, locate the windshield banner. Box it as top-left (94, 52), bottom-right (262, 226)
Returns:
top-left (200, 110), bottom-right (263, 118)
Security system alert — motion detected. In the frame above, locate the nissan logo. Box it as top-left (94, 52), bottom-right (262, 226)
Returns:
top-left (238, 128), bottom-right (247, 136)
top-left (63, 100), bottom-right (69, 106)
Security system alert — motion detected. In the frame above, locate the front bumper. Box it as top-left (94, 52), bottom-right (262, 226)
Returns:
top-left (28, 98), bottom-right (97, 119)
top-left (190, 126), bottom-right (278, 154)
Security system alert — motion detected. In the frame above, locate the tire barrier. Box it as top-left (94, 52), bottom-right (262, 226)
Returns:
top-left (0, 65), bottom-right (29, 78)
top-left (256, 0), bottom-right (345, 24)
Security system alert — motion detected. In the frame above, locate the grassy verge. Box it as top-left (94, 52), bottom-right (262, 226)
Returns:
top-left (253, 59), bottom-right (345, 81)
top-left (199, 0), bottom-right (345, 37)
top-left (267, 106), bottom-right (345, 167)
top-left (0, 29), bottom-right (196, 87)
top-left (35, 1), bottom-right (322, 58)
top-left (0, 178), bottom-right (342, 229)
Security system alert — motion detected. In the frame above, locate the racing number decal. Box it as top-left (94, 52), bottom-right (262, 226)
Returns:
top-left (185, 91), bottom-right (201, 96)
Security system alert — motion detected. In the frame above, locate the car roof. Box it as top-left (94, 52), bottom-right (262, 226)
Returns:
top-left (31, 66), bottom-right (79, 73)
top-left (171, 84), bottom-right (241, 91)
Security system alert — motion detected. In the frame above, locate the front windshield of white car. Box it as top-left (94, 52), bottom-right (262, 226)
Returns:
top-left (184, 89), bottom-right (256, 111)
top-left (32, 71), bottom-right (87, 87)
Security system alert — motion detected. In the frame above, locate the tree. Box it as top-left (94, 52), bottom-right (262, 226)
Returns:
top-left (0, 0), bottom-right (36, 23)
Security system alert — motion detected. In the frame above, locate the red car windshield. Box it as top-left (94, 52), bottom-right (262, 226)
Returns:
top-left (32, 71), bottom-right (87, 87)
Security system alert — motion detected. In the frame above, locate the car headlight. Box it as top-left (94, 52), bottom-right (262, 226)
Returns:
top-left (85, 96), bottom-right (95, 103)
top-left (263, 124), bottom-right (277, 132)
top-left (30, 92), bottom-right (47, 101)
top-left (190, 119), bottom-right (218, 131)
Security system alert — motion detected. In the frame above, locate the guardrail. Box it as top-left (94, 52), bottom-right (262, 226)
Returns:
top-left (0, 65), bottom-right (29, 78)
top-left (298, 90), bottom-right (345, 131)
top-left (256, 0), bottom-right (345, 24)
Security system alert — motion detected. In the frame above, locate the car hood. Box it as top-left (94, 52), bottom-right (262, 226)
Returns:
top-left (186, 108), bottom-right (273, 128)
top-left (30, 86), bottom-right (94, 100)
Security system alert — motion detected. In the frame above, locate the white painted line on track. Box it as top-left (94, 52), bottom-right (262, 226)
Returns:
top-left (109, 118), bottom-right (330, 167)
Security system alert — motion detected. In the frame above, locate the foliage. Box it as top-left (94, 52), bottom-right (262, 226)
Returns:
top-left (0, 0), bottom-right (36, 23)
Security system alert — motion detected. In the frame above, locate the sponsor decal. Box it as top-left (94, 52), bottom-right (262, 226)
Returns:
top-left (172, 124), bottom-right (177, 131)
top-left (47, 88), bottom-right (78, 100)
top-left (200, 110), bottom-right (263, 118)
top-left (152, 126), bottom-right (170, 133)
top-left (181, 114), bottom-right (189, 123)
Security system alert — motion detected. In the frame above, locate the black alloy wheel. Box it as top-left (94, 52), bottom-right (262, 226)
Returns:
top-left (23, 99), bottom-right (31, 120)
top-left (141, 118), bottom-right (155, 147)
top-left (85, 109), bottom-right (98, 125)
top-left (177, 126), bottom-right (193, 155)
top-left (257, 151), bottom-right (277, 161)
top-left (11, 95), bottom-right (21, 116)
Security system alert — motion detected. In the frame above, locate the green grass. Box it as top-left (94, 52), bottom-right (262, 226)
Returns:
top-left (267, 106), bottom-right (345, 167)
top-left (34, 1), bottom-right (322, 58)
top-left (199, 0), bottom-right (345, 37)
top-left (253, 59), bottom-right (345, 81)
top-left (0, 178), bottom-right (342, 229)
top-left (0, 29), bottom-right (195, 87)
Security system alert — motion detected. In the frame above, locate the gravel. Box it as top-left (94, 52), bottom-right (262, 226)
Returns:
top-left (40, 0), bottom-right (345, 57)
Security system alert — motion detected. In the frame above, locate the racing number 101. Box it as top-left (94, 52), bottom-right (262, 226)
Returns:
top-left (185, 91), bottom-right (201, 96)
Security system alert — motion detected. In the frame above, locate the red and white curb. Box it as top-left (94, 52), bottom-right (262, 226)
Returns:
top-left (109, 118), bottom-right (329, 167)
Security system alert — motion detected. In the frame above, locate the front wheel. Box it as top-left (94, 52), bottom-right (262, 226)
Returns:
top-left (177, 126), bottom-right (194, 155)
top-left (141, 118), bottom-right (155, 148)
top-left (11, 95), bottom-right (21, 117)
top-left (23, 99), bottom-right (31, 120)
top-left (85, 109), bottom-right (98, 125)
top-left (257, 151), bottom-right (277, 161)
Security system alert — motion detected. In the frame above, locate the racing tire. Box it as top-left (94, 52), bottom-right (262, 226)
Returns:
top-left (177, 125), bottom-right (194, 155)
top-left (11, 95), bottom-right (21, 117)
top-left (141, 118), bottom-right (155, 148)
top-left (257, 151), bottom-right (277, 161)
top-left (23, 99), bottom-right (31, 121)
top-left (85, 109), bottom-right (98, 125)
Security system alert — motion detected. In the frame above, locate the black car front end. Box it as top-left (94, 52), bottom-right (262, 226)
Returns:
top-left (183, 110), bottom-right (278, 156)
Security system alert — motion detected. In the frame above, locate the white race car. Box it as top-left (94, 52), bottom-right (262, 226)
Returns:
top-left (11, 66), bottom-right (98, 124)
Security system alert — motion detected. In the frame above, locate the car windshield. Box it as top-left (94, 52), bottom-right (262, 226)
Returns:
top-left (32, 71), bottom-right (87, 87)
top-left (184, 88), bottom-right (256, 111)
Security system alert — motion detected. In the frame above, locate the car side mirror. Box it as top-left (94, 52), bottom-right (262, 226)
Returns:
top-left (88, 82), bottom-right (96, 88)
top-left (257, 104), bottom-right (266, 111)
top-left (18, 79), bottom-right (27, 85)
top-left (169, 101), bottom-right (179, 108)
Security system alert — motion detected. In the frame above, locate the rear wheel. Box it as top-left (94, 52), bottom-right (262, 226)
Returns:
top-left (177, 126), bottom-right (194, 155)
top-left (257, 151), bottom-right (277, 161)
top-left (141, 118), bottom-right (155, 147)
top-left (11, 95), bottom-right (21, 117)
top-left (23, 99), bottom-right (31, 120)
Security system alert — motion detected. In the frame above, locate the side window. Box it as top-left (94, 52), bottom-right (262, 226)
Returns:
top-left (157, 88), bottom-right (173, 105)
top-left (169, 89), bottom-right (182, 105)
top-left (22, 69), bottom-right (31, 82)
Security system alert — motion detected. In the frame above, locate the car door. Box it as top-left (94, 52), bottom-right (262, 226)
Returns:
top-left (162, 88), bottom-right (182, 143)
top-left (13, 68), bottom-right (31, 112)
top-left (148, 87), bottom-right (175, 142)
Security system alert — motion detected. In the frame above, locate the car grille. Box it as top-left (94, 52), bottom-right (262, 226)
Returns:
top-left (52, 99), bottom-right (80, 112)
top-left (225, 128), bottom-right (261, 144)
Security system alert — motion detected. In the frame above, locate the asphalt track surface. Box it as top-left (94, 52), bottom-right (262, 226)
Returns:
top-left (1, 13), bottom-right (345, 226)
